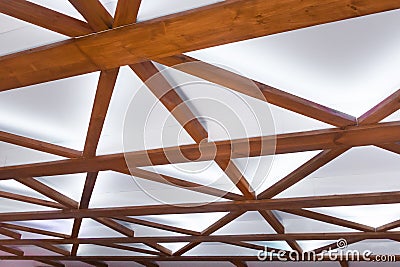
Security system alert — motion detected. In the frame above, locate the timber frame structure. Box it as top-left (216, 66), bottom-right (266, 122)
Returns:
top-left (1, 0), bottom-right (400, 266)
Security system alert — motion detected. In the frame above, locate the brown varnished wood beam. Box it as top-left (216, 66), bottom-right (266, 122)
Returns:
top-left (1, 0), bottom-right (400, 91)
top-left (0, 191), bottom-right (397, 221)
top-left (1, 121), bottom-right (400, 179)
top-left (157, 55), bottom-right (356, 127)
top-left (0, 0), bottom-right (92, 37)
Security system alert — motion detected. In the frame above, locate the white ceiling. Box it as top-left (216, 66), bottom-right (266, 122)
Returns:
top-left (1, 0), bottom-right (400, 266)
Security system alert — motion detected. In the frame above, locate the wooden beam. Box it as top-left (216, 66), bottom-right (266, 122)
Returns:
top-left (339, 261), bottom-right (349, 267)
top-left (174, 211), bottom-right (244, 256)
top-left (121, 167), bottom-right (244, 201)
top-left (114, 216), bottom-right (201, 236)
top-left (95, 243), bottom-right (161, 256)
top-left (16, 177), bottom-right (79, 208)
top-left (258, 147), bottom-right (349, 199)
top-left (281, 209), bottom-right (375, 232)
top-left (231, 260), bottom-right (248, 267)
top-left (0, 190), bottom-right (64, 209)
top-left (0, 191), bottom-right (398, 221)
top-left (144, 242), bottom-right (172, 256)
top-left (0, 223), bottom-right (69, 239)
top-left (131, 61), bottom-right (254, 199)
top-left (358, 89), bottom-right (400, 124)
top-left (0, 226), bottom-right (21, 239)
top-left (1, 121), bottom-right (400, 179)
top-left (2, 0), bottom-right (400, 91)
top-left (5, 231), bottom-right (400, 245)
top-left (36, 260), bottom-right (65, 267)
top-left (130, 62), bottom-right (209, 143)
top-left (83, 69), bottom-right (119, 157)
top-left (376, 219), bottom-right (400, 232)
top-left (113, 0), bottom-right (142, 27)
top-left (0, 245), bottom-right (24, 256)
top-left (37, 242), bottom-right (70, 256)
top-left (258, 210), bottom-right (302, 252)
top-left (68, 0), bottom-right (113, 31)
top-left (95, 218), bottom-right (134, 237)
top-left (259, 88), bottom-right (400, 199)
top-left (157, 55), bottom-right (356, 127)
top-left (377, 142), bottom-right (400, 155)
top-left (311, 237), bottom-right (363, 254)
top-left (0, 0), bottom-right (92, 37)
top-left (0, 131), bottom-right (82, 158)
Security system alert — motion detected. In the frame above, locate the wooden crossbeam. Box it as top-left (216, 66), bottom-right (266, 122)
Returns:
top-left (4, 230), bottom-right (400, 245)
top-left (0, 245), bottom-right (24, 256)
top-left (157, 55), bottom-right (356, 127)
top-left (0, 190), bottom-right (64, 209)
top-left (120, 167), bottom-right (244, 201)
top-left (1, 121), bottom-right (400, 179)
top-left (259, 210), bottom-right (302, 252)
top-left (1, 0), bottom-right (400, 91)
top-left (113, 0), bottom-right (142, 28)
top-left (0, 131), bottom-right (82, 158)
top-left (95, 243), bottom-right (161, 256)
top-left (0, 190), bottom-right (398, 221)
top-left (281, 209), bottom-right (374, 232)
top-left (0, 226), bottom-right (21, 239)
top-left (68, 0), bottom-right (113, 31)
top-left (258, 89), bottom-right (400, 199)
top-left (0, 223), bottom-right (69, 238)
top-left (83, 69), bottom-right (119, 157)
top-left (130, 61), bottom-right (255, 199)
top-left (174, 211), bottom-right (244, 256)
top-left (0, 0), bottom-right (92, 37)
top-left (114, 216), bottom-right (201, 236)
top-left (16, 177), bottom-right (78, 208)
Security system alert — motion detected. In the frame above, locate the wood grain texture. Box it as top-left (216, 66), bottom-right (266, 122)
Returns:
top-left (1, 121), bottom-right (400, 179)
top-left (0, 0), bottom-right (92, 36)
top-left (0, 131), bottom-right (82, 158)
top-left (0, 190), bottom-right (397, 222)
top-left (2, 0), bottom-right (399, 91)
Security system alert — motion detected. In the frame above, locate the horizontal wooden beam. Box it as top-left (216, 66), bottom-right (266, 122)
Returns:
top-left (1, 121), bottom-right (400, 179)
top-left (2, 230), bottom-right (400, 245)
top-left (1, 0), bottom-right (400, 91)
top-left (0, 191), bottom-right (399, 221)
top-left (0, 0), bottom-right (92, 37)
top-left (157, 55), bottom-right (356, 127)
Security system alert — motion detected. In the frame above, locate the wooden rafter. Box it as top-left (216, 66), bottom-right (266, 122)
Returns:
top-left (1, 120), bottom-right (400, 179)
top-left (1, 0), bottom-right (400, 91)
top-left (258, 89), bottom-right (400, 199)
top-left (0, 190), bottom-right (398, 221)
top-left (157, 55), bottom-right (357, 127)
top-left (0, 0), bottom-right (400, 265)
top-left (0, 0), bottom-right (92, 37)
top-left (7, 230), bottom-right (400, 245)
